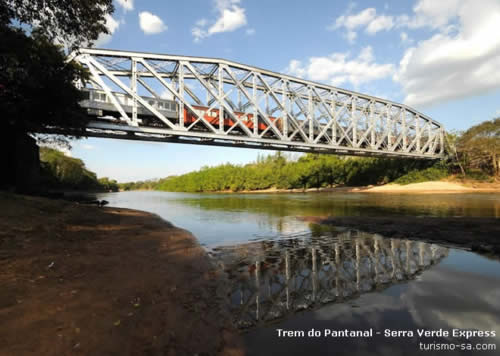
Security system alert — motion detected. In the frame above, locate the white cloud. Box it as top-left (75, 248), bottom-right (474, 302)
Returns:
top-left (408, 0), bottom-right (461, 29)
top-left (139, 11), bottom-right (167, 35)
top-left (192, 0), bottom-right (247, 42)
top-left (366, 14), bottom-right (394, 34)
top-left (286, 46), bottom-right (394, 89)
top-left (81, 144), bottom-right (95, 150)
top-left (330, 7), bottom-right (395, 43)
top-left (399, 32), bottom-right (409, 43)
top-left (245, 28), bottom-right (255, 35)
top-left (209, 6), bottom-right (246, 34)
top-left (394, 0), bottom-right (500, 108)
top-left (330, 8), bottom-right (376, 31)
top-left (94, 14), bottom-right (121, 47)
top-left (116, 0), bottom-right (134, 12)
top-left (345, 30), bottom-right (357, 43)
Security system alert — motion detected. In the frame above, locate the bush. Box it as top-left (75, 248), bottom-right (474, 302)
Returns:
top-left (393, 165), bottom-right (449, 185)
top-left (464, 170), bottom-right (493, 182)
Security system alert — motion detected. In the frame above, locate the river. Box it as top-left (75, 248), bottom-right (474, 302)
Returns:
top-left (96, 191), bottom-right (500, 355)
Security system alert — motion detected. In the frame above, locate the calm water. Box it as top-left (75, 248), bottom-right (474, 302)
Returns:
top-left (96, 191), bottom-right (500, 355)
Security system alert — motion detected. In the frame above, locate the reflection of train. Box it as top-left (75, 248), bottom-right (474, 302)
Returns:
top-left (80, 88), bottom-right (282, 132)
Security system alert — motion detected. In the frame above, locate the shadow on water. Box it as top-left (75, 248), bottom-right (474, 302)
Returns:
top-left (211, 227), bottom-right (449, 330)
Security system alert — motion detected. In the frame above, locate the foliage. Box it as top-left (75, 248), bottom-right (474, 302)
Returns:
top-left (119, 179), bottom-right (160, 191)
top-left (464, 170), bottom-right (493, 182)
top-left (40, 147), bottom-right (117, 191)
top-left (0, 27), bottom-right (90, 138)
top-left (98, 177), bottom-right (119, 192)
top-left (456, 118), bottom-right (499, 177)
top-left (1, 0), bottom-right (115, 151)
top-left (2, 0), bottom-right (114, 48)
top-left (150, 152), bottom-right (437, 193)
top-left (393, 164), bottom-right (449, 185)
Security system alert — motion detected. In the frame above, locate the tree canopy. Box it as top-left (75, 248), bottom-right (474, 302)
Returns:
top-left (0, 0), bottom-right (115, 142)
top-left (0, 27), bottom-right (90, 136)
top-left (1, 0), bottom-right (114, 48)
top-left (147, 152), bottom-right (438, 193)
top-left (40, 147), bottom-right (118, 191)
top-left (457, 118), bottom-right (500, 176)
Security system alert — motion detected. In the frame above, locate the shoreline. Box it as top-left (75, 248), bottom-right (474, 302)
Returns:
top-left (145, 180), bottom-right (500, 195)
top-left (0, 193), bottom-right (243, 356)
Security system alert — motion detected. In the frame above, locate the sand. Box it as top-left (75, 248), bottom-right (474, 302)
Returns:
top-left (0, 193), bottom-right (243, 356)
top-left (361, 181), bottom-right (476, 193)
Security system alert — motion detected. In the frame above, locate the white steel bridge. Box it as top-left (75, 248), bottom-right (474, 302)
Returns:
top-left (67, 48), bottom-right (445, 158)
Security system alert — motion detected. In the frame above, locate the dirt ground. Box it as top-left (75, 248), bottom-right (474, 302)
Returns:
top-left (0, 193), bottom-right (243, 356)
top-left (301, 215), bottom-right (500, 257)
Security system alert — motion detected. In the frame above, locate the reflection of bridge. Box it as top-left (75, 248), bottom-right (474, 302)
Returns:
top-left (212, 230), bottom-right (448, 329)
top-left (65, 48), bottom-right (444, 158)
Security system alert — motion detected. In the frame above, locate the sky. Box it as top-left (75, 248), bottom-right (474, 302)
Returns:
top-left (68, 0), bottom-right (500, 182)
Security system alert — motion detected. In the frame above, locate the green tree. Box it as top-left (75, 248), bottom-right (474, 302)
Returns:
top-left (40, 147), bottom-right (97, 189)
top-left (2, 0), bottom-right (114, 48)
top-left (444, 131), bottom-right (466, 177)
top-left (98, 177), bottom-right (119, 192)
top-left (1, 0), bottom-right (114, 190)
top-left (0, 28), bottom-right (90, 138)
top-left (457, 118), bottom-right (500, 177)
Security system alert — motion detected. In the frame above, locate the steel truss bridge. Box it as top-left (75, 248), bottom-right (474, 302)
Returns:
top-left (67, 48), bottom-right (445, 158)
top-left (212, 230), bottom-right (448, 329)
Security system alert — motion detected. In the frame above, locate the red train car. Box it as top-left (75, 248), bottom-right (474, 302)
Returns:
top-left (183, 106), bottom-right (282, 132)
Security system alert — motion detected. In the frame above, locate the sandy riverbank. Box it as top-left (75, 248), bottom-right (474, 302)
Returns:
top-left (220, 180), bottom-right (500, 194)
top-left (0, 193), bottom-right (243, 356)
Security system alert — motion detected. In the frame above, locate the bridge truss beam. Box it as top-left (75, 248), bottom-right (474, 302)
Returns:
top-left (69, 48), bottom-right (445, 159)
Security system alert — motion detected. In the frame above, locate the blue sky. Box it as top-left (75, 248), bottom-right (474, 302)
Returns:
top-left (69, 0), bottom-right (500, 182)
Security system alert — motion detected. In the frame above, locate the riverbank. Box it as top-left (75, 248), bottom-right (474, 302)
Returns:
top-left (226, 180), bottom-right (500, 194)
top-left (0, 193), bottom-right (243, 356)
top-left (302, 215), bottom-right (500, 257)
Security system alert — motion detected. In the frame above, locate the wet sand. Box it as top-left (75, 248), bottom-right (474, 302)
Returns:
top-left (302, 215), bottom-right (500, 257)
top-left (0, 193), bottom-right (243, 356)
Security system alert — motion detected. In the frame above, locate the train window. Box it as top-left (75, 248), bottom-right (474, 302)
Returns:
top-left (98, 93), bottom-right (107, 102)
top-left (148, 100), bottom-right (155, 106)
top-left (81, 91), bottom-right (90, 100)
top-left (158, 102), bottom-right (164, 109)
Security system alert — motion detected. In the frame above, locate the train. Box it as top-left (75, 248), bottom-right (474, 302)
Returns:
top-left (79, 88), bottom-right (437, 152)
top-left (79, 88), bottom-right (282, 133)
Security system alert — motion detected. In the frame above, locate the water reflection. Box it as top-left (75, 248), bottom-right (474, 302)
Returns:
top-left (212, 228), bottom-right (449, 330)
top-left (97, 191), bottom-right (500, 247)
top-left (177, 192), bottom-right (500, 219)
